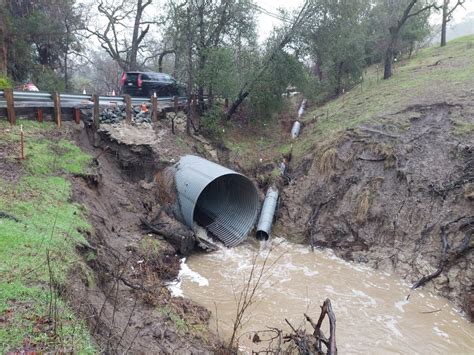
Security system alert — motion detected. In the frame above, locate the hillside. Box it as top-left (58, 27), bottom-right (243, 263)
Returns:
top-left (268, 36), bottom-right (474, 318)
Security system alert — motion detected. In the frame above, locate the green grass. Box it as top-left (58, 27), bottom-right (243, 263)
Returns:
top-left (0, 121), bottom-right (95, 352)
top-left (287, 35), bottom-right (474, 163)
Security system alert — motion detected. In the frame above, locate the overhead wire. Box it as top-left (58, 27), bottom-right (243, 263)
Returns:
top-left (251, 3), bottom-right (293, 23)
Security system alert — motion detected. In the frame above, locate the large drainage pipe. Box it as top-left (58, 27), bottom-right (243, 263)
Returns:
top-left (256, 186), bottom-right (279, 241)
top-left (174, 155), bottom-right (259, 247)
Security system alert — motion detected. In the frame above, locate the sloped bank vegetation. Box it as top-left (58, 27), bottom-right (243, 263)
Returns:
top-left (0, 121), bottom-right (219, 352)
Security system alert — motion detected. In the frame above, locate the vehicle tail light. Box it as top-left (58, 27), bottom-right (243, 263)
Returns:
top-left (137, 74), bottom-right (143, 87)
top-left (120, 72), bottom-right (126, 87)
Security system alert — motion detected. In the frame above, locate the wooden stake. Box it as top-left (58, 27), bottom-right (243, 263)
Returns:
top-left (37, 108), bottom-right (43, 123)
top-left (151, 95), bottom-right (158, 122)
top-left (52, 92), bottom-right (61, 128)
top-left (20, 124), bottom-right (24, 160)
top-left (4, 89), bottom-right (15, 125)
top-left (124, 94), bottom-right (132, 124)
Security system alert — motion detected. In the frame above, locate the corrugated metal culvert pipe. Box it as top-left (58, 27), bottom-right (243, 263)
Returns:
top-left (174, 155), bottom-right (259, 247)
top-left (256, 186), bottom-right (279, 240)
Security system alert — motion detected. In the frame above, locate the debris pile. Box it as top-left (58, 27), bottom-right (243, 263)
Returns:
top-left (99, 105), bottom-right (152, 124)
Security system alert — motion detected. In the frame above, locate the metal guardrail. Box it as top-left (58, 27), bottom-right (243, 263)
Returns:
top-left (0, 90), bottom-right (188, 109)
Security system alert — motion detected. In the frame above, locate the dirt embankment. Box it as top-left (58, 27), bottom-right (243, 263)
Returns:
top-left (67, 125), bottom-right (218, 353)
top-left (277, 102), bottom-right (473, 319)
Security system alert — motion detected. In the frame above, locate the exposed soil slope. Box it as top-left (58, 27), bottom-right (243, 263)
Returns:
top-left (68, 125), bottom-right (218, 353)
top-left (275, 37), bottom-right (474, 319)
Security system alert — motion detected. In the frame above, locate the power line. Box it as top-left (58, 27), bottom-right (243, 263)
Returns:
top-left (252, 3), bottom-right (293, 23)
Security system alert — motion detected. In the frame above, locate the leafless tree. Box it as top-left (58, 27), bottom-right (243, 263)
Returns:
top-left (440, 0), bottom-right (465, 47)
top-left (87, 0), bottom-right (161, 71)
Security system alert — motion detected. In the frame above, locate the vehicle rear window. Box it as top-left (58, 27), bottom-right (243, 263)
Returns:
top-left (151, 73), bottom-right (173, 82)
top-left (126, 73), bottom-right (139, 81)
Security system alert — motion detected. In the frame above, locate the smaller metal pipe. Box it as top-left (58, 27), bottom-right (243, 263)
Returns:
top-left (291, 121), bottom-right (301, 138)
top-left (256, 186), bottom-right (279, 241)
top-left (297, 98), bottom-right (307, 118)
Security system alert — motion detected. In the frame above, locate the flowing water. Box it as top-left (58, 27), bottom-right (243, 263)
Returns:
top-left (174, 237), bottom-right (474, 354)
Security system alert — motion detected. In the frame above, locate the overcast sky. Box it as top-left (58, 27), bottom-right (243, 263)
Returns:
top-left (255, 0), bottom-right (474, 42)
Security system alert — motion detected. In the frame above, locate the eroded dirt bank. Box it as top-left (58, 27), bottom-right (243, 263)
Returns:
top-left (277, 102), bottom-right (473, 319)
top-left (67, 124), bottom-right (218, 353)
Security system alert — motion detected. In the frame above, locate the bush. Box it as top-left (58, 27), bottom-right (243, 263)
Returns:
top-left (34, 67), bottom-right (65, 92)
top-left (0, 74), bottom-right (12, 89)
top-left (200, 106), bottom-right (224, 141)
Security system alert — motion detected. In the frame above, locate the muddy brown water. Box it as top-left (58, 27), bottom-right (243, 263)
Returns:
top-left (174, 237), bottom-right (474, 354)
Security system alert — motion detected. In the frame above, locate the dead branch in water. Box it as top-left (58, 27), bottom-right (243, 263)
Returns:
top-left (241, 299), bottom-right (338, 354)
top-left (283, 298), bottom-right (337, 355)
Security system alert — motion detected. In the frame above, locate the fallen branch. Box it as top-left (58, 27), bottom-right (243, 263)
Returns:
top-left (284, 298), bottom-right (337, 355)
top-left (0, 211), bottom-right (21, 223)
top-left (140, 216), bottom-right (196, 255)
top-left (359, 127), bottom-right (400, 139)
top-left (308, 196), bottom-right (336, 251)
top-left (356, 155), bottom-right (386, 162)
top-left (428, 60), bottom-right (441, 67)
top-left (412, 216), bottom-right (473, 289)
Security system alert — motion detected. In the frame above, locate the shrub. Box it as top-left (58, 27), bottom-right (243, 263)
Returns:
top-left (201, 106), bottom-right (224, 141)
top-left (0, 74), bottom-right (12, 89)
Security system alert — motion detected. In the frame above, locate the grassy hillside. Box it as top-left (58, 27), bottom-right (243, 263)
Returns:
top-left (0, 122), bottom-right (94, 352)
top-left (290, 35), bottom-right (474, 162)
top-left (220, 36), bottom-right (474, 172)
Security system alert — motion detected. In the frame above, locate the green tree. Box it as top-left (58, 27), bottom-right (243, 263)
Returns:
top-left (3, 0), bottom-right (83, 89)
top-left (373, 0), bottom-right (437, 79)
top-left (301, 0), bottom-right (371, 96)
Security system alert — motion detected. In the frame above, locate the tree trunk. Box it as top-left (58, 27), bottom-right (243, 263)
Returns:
top-left (129, 0), bottom-right (151, 71)
top-left (335, 61), bottom-right (344, 95)
top-left (384, 46), bottom-right (394, 80)
top-left (197, 2), bottom-right (206, 114)
top-left (129, 0), bottom-right (143, 70)
top-left (185, 4), bottom-right (193, 135)
top-left (0, 17), bottom-right (6, 74)
top-left (441, 0), bottom-right (449, 47)
top-left (384, 32), bottom-right (397, 80)
top-left (158, 49), bottom-right (174, 72)
top-left (226, 90), bottom-right (248, 120)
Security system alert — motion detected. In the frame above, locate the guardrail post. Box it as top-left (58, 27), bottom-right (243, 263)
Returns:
top-left (124, 94), bottom-right (132, 124)
top-left (93, 94), bottom-right (100, 131)
top-left (52, 92), bottom-right (61, 128)
top-left (73, 108), bottom-right (81, 124)
top-left (4, 89), bottom-right (15, 125)
top-left (151, 95), bottom-right (158, 122)
top-left (37, 108), bottom-right (43, 123)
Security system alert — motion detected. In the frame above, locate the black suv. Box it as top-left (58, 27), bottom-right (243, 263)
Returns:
top-left (120, 71), bottom-right (184, 97)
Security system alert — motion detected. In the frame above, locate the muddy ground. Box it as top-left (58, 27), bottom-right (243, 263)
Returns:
top-left (276, 101), bottom-right (473, 320)
top-left (67, 123), bottom-right (220, 353)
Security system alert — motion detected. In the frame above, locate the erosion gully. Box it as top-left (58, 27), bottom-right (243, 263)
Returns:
top-left (173, 237), bottom-right (474, 353)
